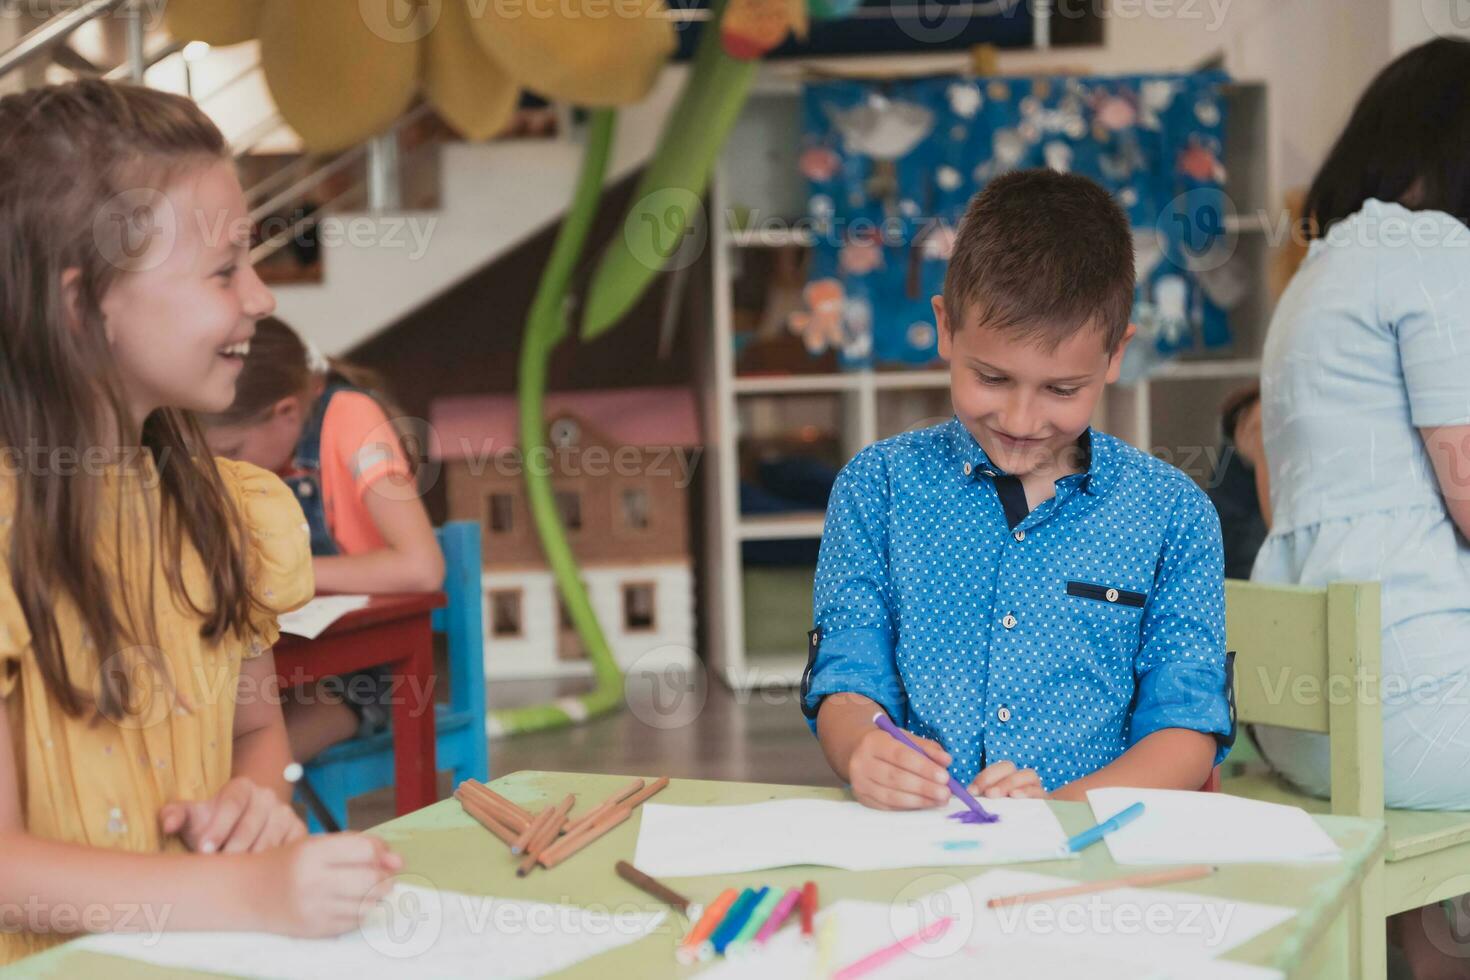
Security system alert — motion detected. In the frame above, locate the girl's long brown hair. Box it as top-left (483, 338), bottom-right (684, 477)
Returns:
top-left (0, 80), bottom-right (258, 720)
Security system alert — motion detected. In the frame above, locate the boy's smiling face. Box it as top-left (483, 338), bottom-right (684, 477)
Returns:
top-left (934, 296), bottom-right (1134, 481)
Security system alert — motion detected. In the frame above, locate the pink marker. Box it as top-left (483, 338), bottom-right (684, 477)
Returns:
top-left (753, 887), bottom-right (803, 946)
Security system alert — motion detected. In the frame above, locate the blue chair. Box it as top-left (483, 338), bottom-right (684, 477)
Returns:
top-left (300, 521), bottom-right (488, 831)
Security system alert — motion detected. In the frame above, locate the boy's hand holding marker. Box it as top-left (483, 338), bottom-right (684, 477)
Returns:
top-left (848, 710), bottom-right (1043, 810)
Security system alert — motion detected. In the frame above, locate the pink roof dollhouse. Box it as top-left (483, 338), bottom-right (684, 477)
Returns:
top-left (431, 387), bottom-right (701, 680)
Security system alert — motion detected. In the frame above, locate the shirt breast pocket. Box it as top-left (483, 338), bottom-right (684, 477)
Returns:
top-left (1064, 580), bottom-right (1149, 647)
top-left (1065, 580), bottom-right (1148, 608)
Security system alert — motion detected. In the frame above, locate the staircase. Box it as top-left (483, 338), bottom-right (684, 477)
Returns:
top-left (0, 1), bottom-right (686, 355)
top-left (273, 72), bottom-right (685, 355)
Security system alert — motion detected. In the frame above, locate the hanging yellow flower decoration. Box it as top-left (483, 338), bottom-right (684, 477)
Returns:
top-left (165, 0), bottom-right (676, 152)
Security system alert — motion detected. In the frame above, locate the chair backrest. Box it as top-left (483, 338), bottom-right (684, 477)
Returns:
top-left (1225, 579), bottom-right (1383, 817)
top-left (432, 521), bottom-right (486, 719)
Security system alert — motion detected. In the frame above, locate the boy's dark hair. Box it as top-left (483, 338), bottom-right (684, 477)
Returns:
top-left (1305, 37), bottom-right (1470, 237)
top-left (942, 169), bottom-right (1135, 351)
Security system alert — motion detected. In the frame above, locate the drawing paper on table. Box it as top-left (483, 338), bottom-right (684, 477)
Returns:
top-left (633, 797), bottom-right (1071, 876)
top-left (1086, 788), bottom-right (1341, 865)
top-left (698, 868), bottom-right (1292, 980)
top-left (76, 884), bottom-right (667, 980)
top-left (277, 594), bottom-right (372, 639)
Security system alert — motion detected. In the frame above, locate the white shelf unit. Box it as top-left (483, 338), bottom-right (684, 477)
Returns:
top-left (1100, 82), bottom-right (1272, 471)
top-left (699, 76), bottom-right (1271, 692)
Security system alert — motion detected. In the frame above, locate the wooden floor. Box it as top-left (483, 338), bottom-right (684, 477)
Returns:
top-left (348, 667), bottom-right (838, 828)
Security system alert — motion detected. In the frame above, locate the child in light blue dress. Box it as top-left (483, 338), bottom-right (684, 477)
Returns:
top-left (1252, 38), bottom-right (1470, 976)
top-left (1253, 38), bottom-right (1470, 814)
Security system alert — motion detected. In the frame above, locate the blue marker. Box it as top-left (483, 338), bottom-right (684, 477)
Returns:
top-left (1060, 801), bottom-right (1146, 855)
top-left (710, 887), bottom-right (767, 956)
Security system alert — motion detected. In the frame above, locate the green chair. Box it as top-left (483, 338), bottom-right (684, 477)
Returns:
top-left (1222, 579), bottom-right (1470, 980)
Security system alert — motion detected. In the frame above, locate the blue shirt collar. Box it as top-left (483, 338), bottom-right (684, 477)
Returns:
top-left (944, 416), bottom-right (1119, 497)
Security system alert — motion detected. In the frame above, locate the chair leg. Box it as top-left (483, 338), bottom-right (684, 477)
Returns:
top-left (1352, 852), bottom-right (1387, 980)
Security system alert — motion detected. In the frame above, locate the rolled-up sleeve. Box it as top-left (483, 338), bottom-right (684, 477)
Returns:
top-left (801, 447), bottom-right (906, 732)
top-left (1128, 484), bottom-right (1233, 762)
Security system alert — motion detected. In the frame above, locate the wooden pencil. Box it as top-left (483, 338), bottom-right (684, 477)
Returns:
top-left (457, 782), bottom-right (531, 832)
top-left (454, 792), bottom-right (519, 847)
top-left (985, 864), bottom-right (1217, 908)
top-left (539, 806), bottom-right (633, 869)
top-left (619, 776), bottom-right (670, 810)
top-left (537, 776), bottom-right (670, 870)
top-left (512, 801), bottom-right (560, 855)
top-left (561, 778), bottom-right (645, 835)
top-left (458, 781), bottom-right (533, 831)
top-left (615, 860), bottom-right (692, 914)
top-left (517, 794), bottom-right (577, 876)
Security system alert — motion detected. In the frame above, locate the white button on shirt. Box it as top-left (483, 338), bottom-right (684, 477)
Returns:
top-left (1002, 614), bottom-right (1017, 629)
top-left (997, 707), bottom-right (1012, 723)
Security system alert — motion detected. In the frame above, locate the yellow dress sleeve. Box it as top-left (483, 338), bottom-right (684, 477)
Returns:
top-left (215, 458), bottom-right (315, 655)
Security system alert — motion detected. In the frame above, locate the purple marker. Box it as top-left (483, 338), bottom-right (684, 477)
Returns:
top-left (872, 712), bottom-right (998, 824)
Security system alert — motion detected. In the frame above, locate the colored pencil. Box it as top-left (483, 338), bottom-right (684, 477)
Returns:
top-left (754, 887), bottom-right (803, 946)
top-left (831, 916), bottom-right (953, 980)
top-left (800, 881), bottom-right (817, 940)
top-left (562, 778), bottom-right (644, 834)
top-left (539, 806), bottom-right (633, 869)
top-left (511, 800), bottom-right (559, 855)
top-left (454, 792), bottom-right (518, 847)
top-left (615, 860), bottom-right (692, 915)
top-left (535, 777), bottom-right (669, 871)
top-left (458, 779), bottom-right (533, 824)
top-left (872, 712), bottom-right (997, 823)
top-left (986, 864), bottom-right (1218, 908)
top-left (678, 888), bottom-right (739, 964)
top-left (458, 781), bottom-right (532, 832)
top-left (620, 775), bottom-right (670, 809)
top-left (517, 794), bottom-right (576, 876)
top-left (730, 887), bottom-right (783, 949)
top-left (712, 887), bottom-right (767, 956)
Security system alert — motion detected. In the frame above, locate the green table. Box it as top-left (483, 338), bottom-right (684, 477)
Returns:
top-left (13, 770), bottom-right (1387, 979)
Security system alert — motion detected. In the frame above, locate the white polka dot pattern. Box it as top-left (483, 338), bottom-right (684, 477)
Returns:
top-left (803, 417), bottom-right (1232, 791)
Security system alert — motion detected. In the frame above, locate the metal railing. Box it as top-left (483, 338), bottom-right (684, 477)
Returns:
top-left (0, 0), bottom-right (420, 267)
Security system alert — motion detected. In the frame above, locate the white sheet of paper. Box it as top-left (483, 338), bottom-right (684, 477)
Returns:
top-left (698, 869), bottom-right (1292, 980)
top-left (633, 797), bottom-right (1072, 876)
top-left (1087, 788), bottom-right (1342, 865)
top-left (76, 884), bottom-right (667, 980)
top-left (276, 594), bottom-right (372, 640)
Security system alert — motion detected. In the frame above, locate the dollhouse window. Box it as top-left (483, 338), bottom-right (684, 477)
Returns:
top-left (488, 494), bottom-right (514, 533)
top-left (554, 490), bottom-right (582, 530)
top-left (489, 590), bottom-right (523, 638)
top-left (623, 583), bottom-right (656, 632)
top-left (621, 488), bottom-right (650, 530)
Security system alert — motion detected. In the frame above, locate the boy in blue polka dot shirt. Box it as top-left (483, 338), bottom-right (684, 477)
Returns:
top-left (802, 169), bottom-right (1234, 809)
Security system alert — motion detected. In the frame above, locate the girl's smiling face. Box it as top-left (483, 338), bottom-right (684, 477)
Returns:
top-left (99, 159), bottom-right (275, 427)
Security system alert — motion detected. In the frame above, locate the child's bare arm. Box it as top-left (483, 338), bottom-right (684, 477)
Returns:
top-left (817, 694), bottom-right (951, 810)
top-left (230, 650), bottom-right (294, 799)
top-left (0, 697), bottom-right (399, 937)
top-left (310, 489), bottom-right (444, 594)
top-left (1047, 728), bottom-right (1216, 802)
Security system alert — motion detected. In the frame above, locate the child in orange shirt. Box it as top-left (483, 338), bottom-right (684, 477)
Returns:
top-left (201, 318), bottom-right (444, 760)
top-left (0, 80), bottom-right (399, 965)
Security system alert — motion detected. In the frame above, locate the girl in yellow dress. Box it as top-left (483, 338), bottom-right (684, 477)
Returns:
top-left (0, 80), bottom-right (401, 965)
